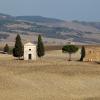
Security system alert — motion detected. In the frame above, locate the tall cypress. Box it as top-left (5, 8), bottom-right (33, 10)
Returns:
top-left (80, 46), bottom-right (86, 61)
top-left (37, 35), bottom-right (45, 57)
top-left (13, 34), bottom-right (23, 59)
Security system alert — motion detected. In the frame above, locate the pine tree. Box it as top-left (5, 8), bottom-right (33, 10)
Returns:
top-left (62, 45), bottom-right (79, 61)
top-left (80, 46), bottom-right (86, 61)
top-left (13, 34), bottom-right (23, 59)
top-left (37, 35), bottom-right (45, 58)
top-left (4, 44), bottom-right (9, 53)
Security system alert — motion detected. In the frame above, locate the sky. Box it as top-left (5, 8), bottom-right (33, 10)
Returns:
top-left (0, 0), bottom-right (100, 21)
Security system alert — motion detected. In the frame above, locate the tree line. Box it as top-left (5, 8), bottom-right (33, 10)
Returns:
top-left (3, 34), bottom-right (85, 61)
top-left (3, 34), bottom-right (45, 59)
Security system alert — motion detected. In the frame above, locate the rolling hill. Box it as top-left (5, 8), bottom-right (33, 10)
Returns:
top-left (0, 13), bottom-right (100, 45)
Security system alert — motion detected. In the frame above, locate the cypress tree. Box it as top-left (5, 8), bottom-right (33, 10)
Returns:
top-left (37, 35), bottom-right (45, 58)
top-left (80, 46), bottom-right (86, 61)
top-left (13, 34), bottom-right (23, 59)
top-left (4, 44), bottom-right (9, 53)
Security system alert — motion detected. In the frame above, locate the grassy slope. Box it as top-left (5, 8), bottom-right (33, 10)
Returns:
top-left (0, 51), bottom-right (100, 100)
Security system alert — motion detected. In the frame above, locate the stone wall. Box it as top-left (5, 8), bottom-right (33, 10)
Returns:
top-left (84, 45), bottom-right (100, 62)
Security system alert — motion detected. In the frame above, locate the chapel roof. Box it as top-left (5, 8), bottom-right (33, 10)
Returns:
top-left (24, 42), bottom-right (36, 46)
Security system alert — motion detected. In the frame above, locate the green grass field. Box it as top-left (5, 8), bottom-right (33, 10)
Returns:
top-left (0, 50), bottom-right (100, 100)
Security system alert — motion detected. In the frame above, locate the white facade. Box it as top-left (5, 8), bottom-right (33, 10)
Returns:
top-left (24, 42), bottom-right (36, 60)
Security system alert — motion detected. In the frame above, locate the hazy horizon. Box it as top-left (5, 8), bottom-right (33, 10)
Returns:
top-left (0, 0), bottom-right (100, 21)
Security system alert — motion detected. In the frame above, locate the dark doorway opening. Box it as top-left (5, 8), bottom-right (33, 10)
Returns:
top-left (28, 54), bottom-right (32, 60)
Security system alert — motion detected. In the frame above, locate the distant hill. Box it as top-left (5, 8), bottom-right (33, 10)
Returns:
top-left (0, 13), bottom-right (100, 44)
top-left (16, 16), bottom-right (65, 23)
top-left (0, 13), bottom-right (15, 20)
top-left (72, 20), bottom-right (100, 30)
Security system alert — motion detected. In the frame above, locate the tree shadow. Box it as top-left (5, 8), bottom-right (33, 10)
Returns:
top-left (13, 58), bottom-right (24, 61)
top-left (95, 61), bottom-right (100, 64)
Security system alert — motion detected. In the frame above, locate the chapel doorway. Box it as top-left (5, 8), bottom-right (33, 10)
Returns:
top-left (28, 54), bottom-right (32, 60)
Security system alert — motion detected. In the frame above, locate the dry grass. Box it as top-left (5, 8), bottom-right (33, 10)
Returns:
top-left (0, 50), bottom-right (100, 100)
